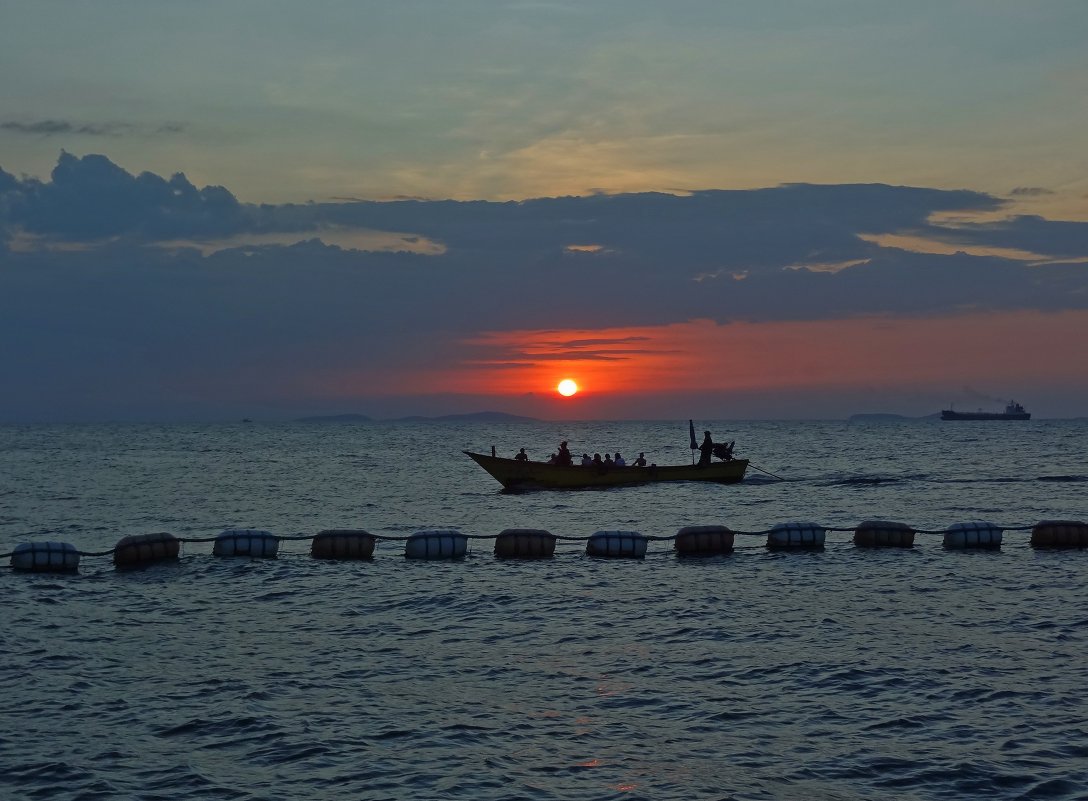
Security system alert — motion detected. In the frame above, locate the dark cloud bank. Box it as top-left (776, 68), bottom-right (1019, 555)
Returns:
top-left (1, 153), bottom-right (1086, 421)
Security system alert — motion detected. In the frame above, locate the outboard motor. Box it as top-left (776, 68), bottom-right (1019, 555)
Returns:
top-left (711, 440), bottom-right (736, 461)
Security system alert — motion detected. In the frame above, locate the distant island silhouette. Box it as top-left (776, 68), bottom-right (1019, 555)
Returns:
top-left (295, 413), bottom-right (373, 423)
top-left (295, 411), bottom-right (538, 423)
top-left (391, 411), bottom-right (539, 422)
top-left (848, 413), bottom-right (941, 421)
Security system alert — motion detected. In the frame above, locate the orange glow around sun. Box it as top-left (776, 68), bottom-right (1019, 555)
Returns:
top-left (557, 378), bottom-right (579, 396)
top-left (314, 310), bottom-right (1088, 413)
top-left (426, 311), bottom-right (1088, 397)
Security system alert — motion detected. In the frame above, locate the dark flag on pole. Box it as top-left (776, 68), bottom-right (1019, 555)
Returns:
top-left (689, 419), bottom-right (697, 450)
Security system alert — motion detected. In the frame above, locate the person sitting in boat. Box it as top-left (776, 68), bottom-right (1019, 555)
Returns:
top-left (580, 453), bottom-right (593, 466)
top-left (698, 431), bottom-right (714, 467)
top-left (592, 453), bottom-right (603, 467)
top-left (634, 452), bottom-right (647, 467)
top-left (514, 447), bottom-right (528, 462)
top-left (546, 453), bottom-right (558, 465)
top-left (556, 441), bottom-right (573, 466)
top-left (603, 453), bottom-right (614, 467)
top-left (613, 452), bottom-right (626, 467)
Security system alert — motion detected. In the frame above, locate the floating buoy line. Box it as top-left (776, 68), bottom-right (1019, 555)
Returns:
top-left (2, 519), bottom-right (1086, 573)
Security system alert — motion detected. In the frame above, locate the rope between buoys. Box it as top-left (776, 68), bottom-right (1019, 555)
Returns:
top-left (373, 534), bottom-right (495, 541)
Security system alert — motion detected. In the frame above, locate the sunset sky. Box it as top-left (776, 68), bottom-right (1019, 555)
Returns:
top-left (2, 1), bottom-right (1087, 421)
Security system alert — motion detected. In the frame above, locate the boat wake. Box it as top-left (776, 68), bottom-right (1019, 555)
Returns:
top-left (825, 474), bottom-right (928, 487)
top-left (825, 473), bottom-right (1087, 488)
top-left (743, 474), bottom-right (784, 486)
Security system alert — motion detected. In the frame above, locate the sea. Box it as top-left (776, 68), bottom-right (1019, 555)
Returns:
top-left (2, 419), bottom-right (1086, 801)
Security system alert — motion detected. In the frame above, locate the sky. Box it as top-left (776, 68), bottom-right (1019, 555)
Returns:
top-left (1, 1), bottom-right (1087, 421)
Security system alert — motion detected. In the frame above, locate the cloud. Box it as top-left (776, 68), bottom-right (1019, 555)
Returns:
top-left (919, 215), bottom-right (1088, 262)
top-left (3, 151), bottom-right (245, 241)
top-left (0, 153), bottom-right (1013, 264)
top-left (2, 152), bottom-right (1088, 420)
top-left (2, 120), bottom-right (131, 137)
top-left (541, 336), bottom-right (652, 348)
top-left (0, 166), bottom-right (18, 191)
top-left (0, 119), bottom-right (185, 137)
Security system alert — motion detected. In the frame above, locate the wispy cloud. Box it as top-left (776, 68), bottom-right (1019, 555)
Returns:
top-left (0, 119), bottom-right (185, 137)
top-left (540, 337), bottom-right (652, 349)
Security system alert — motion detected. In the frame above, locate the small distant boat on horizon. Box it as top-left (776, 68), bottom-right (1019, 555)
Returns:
top-left (940, 400), bottom-right (1031, 421)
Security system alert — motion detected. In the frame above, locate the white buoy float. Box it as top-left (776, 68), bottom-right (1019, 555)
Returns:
top-left (854, 520), bottom-right (915, 548)
top-left (586, 530), bottom-right (647, 558)
top-left (405, 529), bottom-right (467, 559)
top-left (212, 529), bottom-right (280, 558)
top-left (311, 529), bottom-right (376, 560)
top-left (113, 532), bottom-right (180, 567)
top-left (11, 541), bottom-right (80, 573)
top-left (674, 525), bottom-right (734, 555)
top-left (494, 528), bottom-right (556, 558)
top-left (943, 522), bottom-right (1003, 549)
top-left (766, 522), bottom-right (825, 549)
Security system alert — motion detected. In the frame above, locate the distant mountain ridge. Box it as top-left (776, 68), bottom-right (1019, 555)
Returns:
top-left (294, 411), bottom-right (538, 423)
top-left (389, 411), bottom-right (539, 423)
top-left (848, 413), bottom-right (941, 421)
top-left (295, 413), bottom-right (372, 423)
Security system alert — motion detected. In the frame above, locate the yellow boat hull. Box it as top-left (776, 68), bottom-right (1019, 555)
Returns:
top-left (463, 451), bottom-right (748, 490)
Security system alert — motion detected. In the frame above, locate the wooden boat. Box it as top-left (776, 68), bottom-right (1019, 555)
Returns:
top-left (463, 450), bottom-right (748, 490)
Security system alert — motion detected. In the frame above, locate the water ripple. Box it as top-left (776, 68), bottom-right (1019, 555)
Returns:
top-left (2, 421), bottom-right (1087, 800)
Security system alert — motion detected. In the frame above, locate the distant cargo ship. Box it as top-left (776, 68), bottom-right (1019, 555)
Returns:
top-left (940, 401), bottom-right (1030, 421)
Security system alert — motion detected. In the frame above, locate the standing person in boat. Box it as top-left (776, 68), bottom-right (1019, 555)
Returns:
top-left (634, 452), bottom-right (647, 467)
top-left (613, 452), bottom-right (626, 467)
top-left (556, 440), bottom-right (573, 466)
top-left (698, 431), bottom-right (714, 467)
top-left (514, 448), bottom-right (529, 462)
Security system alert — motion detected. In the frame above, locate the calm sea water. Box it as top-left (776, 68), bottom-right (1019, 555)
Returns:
top-left (2, 420), bottom-right (1086, 801)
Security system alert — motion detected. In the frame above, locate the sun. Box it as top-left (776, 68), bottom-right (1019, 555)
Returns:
top-left (557, 378), bottom-right (579, 397)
